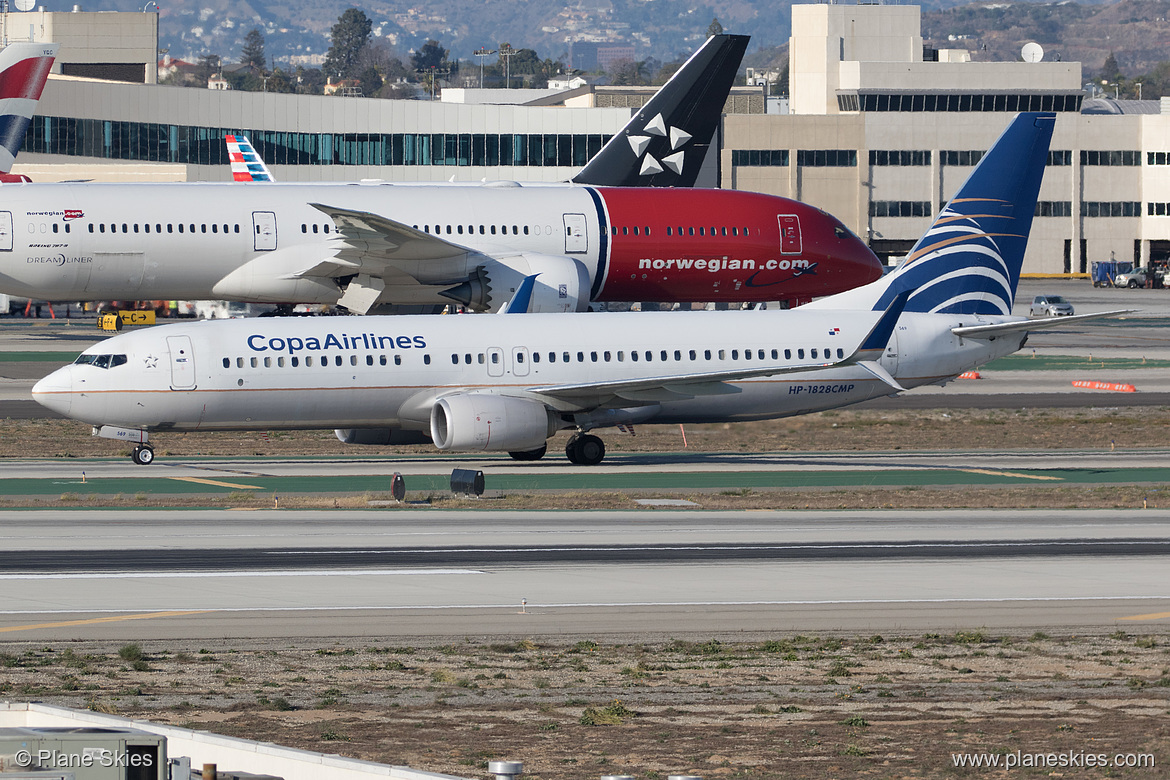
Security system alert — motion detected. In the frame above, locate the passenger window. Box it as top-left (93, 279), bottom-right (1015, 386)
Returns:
top-left (517, 352), bottom-right (525, 364)
top-left (350, 355), bottom-right (357, 366)
top-left (644, 351), bottom-right (652, 361)
top-left (704, 349), bottom-right (711, 360)
top-left (631, 351), bottom-right (639, 362)
top-left (732, 350), bottom-right (739, 360)
top-left (52, 223), bottom-right (58, 233)
top-left (688, 227), bottom-right (695, 236)
top-left (201, 224), bottom-right (207, 234)
top-left (122, 223), bottom-right (129, 233)
top-left (450, 354), bottom-right (458, 365)
top-left (335, 355), bottom-right (343, 366)
top-left (673, 350), bottom-right (681, 361)
top-left (99, 224), bottom-right (105, 233)
top-left (381, 355), bottom-right (388, 365)
top-left (222, 358), bottom-right (231, 368)
top-left (632, 227), bottom-right (638, 236)
top-left (577, 352), bottom-right (584, 362)
top-left (478, 354), bottom-right (485, 364)
top-left (395, 355), bottom-right (402, 365)
top-left (464, 354), bottom-right (471, 364)
top-left (785, 349), bottom-right (791, 360)
top-left (591, 351), bottom-right (598, 362)
top-left (772, 349), bottom-right (779, 359)
top-left (744, 349), bottom-right (751, 360)
top-left (533, 352), bottom-right (541, 363)
top-left (732, 228), bottom-right (739, 236)
top-left (368, 355), bottom-right (376, 366)
top-left (313, 224), bottom-right (319, 234)
top-left (264, 356), bottom-right (272, 367)
top-left (811, 349), bottom-right (818, 359)
top-left (491, 353), bottom-right (500, 364)
top-left (458, 225), bottom-right (464, 234)
top-left (699, 227), bottom-right (704, 236)
top-left (689, 350), bottom-right (696, 360)
top-left (604, 351), bottom-right (611, 362)
top-left (718, 350), bottom-right (726, 360)
top-left (524, 226), bottom-right (530, 235)
top-left (250, 357), bottom-right (258, 367)
top-left (277, 357), bottom-right (285, 367)
top-left (837, 349), bottom-right (844, 359)
top-left (235, 357), bottom-right (243, 368)
top-left (291, 356), bottom-right (299, 367)
top-left (617, 351), bottom-right (624, 361)
top-left (88, 224), bottom-right (94, 233)
top-left (324, 224), bottom-right (330, 234)
top-left (212, 224), bottom-right (218, 233)
top-left (561, 352), bottom-right (570, 363)
top-left (798, 349), bottom-right (805, 359)
top-left (306, 356), bottom-right (314, 367)
top-left (424, 354), bottom-right (431, 365)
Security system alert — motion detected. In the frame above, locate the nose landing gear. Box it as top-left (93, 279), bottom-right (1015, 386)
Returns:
top-left (565, 433), bottom-right (605, 465)
top-left (131, 445), bottom-right (155, 465)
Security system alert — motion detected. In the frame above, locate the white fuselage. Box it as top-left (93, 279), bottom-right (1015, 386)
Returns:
top-left (32, 308), bottom-right (1023, 438)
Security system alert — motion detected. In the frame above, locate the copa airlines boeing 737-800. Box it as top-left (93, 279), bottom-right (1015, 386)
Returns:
top-left (0, 34), bottom-right (883, 313)
top-left (35, 113), bottom-right (1121, 466)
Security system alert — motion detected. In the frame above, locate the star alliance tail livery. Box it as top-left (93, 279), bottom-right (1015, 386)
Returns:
top-left (34, 113), bottom-right (1127, 466)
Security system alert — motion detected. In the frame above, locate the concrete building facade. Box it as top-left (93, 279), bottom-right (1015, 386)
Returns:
top-left (723, 3), bottom-right (1170, 275)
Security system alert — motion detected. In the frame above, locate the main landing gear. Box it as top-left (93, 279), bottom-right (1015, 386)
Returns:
top-left (131, 444), bottom-right (155, 465)
top-left (508, 444), bottom-right (547, 461)
top-left (565, 433), bottom-right (605, 466)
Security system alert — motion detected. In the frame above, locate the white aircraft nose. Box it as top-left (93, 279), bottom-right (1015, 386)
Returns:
top-left (31, 367), bottom-right (73, 417)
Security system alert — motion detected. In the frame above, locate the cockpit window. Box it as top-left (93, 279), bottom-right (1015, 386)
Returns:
top-left (74, 353), bottom-right (127, 369)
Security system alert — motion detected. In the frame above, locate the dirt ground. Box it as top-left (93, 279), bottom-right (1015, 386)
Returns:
top-left (1, 634), bottom-right (1166, 779)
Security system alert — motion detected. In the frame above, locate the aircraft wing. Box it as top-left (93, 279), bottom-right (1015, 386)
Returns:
top-left (289, 203), bottom-right (476, 312)
top-left (952, 309), bottom-right (1135, 339)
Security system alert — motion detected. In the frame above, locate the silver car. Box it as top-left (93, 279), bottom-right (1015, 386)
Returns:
top-left (1029, 294), bottom-right (1074, 317)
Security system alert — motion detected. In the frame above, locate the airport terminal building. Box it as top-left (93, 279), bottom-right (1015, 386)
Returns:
top-left (10, 2), bottom-right (1170, 276)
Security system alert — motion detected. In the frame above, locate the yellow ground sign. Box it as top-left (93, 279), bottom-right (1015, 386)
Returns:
top-left (118, 310), bottom-right (156, 326)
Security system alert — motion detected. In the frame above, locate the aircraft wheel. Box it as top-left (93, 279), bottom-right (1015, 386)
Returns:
top-left (509, 444), bottom-right (547, 461)
top-left (565, 436), bottom-right (582, 464)
top-left (572, 434), bottom-right (606, 466)
top-left (131, 445), bottom-right (155, 466)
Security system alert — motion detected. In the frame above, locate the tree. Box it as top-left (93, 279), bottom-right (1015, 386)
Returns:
top-left (324, 8), bottom-right (373, 80)
top-left (608, 58), bottom-right (650, 86)
top-left (241, 27), bottom-right (267, 73)
top-left (196, 53), bottom-right (221, 83)
top-left (707, 17), bottom-right (724, 37)
top-left (411, 39), bottom-right (449, 72)
top-left (1100, 51), bottom-right (1123, 82)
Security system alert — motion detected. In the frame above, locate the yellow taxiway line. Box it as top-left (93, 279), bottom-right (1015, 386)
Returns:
top-left (0, 610), bottom-right (213, 633)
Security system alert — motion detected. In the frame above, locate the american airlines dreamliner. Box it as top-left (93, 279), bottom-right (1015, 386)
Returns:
top-left (0, 35), bottom-right (882, 313)
top-left (35, 114), bottom-right (1116, 466)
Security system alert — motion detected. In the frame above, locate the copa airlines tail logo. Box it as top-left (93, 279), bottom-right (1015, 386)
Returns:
top-left (882, 197), bottom-right (1024, 316)
top-left (627, 112), bottom-right (692, 177)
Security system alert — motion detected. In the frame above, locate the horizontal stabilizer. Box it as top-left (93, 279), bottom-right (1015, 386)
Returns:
top-left (857, 360), bottom-right (905, 392)
top-left (952, 309), bottom-right (1135, 339)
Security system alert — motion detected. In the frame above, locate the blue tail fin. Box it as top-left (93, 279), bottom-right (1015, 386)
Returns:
top-left (875, 112), bottom-right (1056, 315)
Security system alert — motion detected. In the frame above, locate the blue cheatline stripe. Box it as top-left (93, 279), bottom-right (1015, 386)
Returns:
top-left (585, 187), bottom-right (609, 300)
top-left (0, 113), bottom-right (30, 159)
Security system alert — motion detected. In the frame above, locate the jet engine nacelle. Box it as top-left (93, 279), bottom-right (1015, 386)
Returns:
top-left (430, 393), bottom-right (558, 452)
top-left (449, 254), bottom-right (590, 313)
top-left (334, 428), bottom-right (432, 446)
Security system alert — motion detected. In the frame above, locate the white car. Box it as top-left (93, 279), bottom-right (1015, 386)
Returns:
top-left (1114, 267), bottom-right (1149, 288)
top-left (1029, 295), bottom-right (1074, 317)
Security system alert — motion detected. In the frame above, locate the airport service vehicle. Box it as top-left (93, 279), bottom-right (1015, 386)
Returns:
top-left (0, 41), bottom-right (58, 181)
top-left (0, 35), bottom-right (881, 313)
top-left (34, 114), bottom-right (1124, 466)
top-left (1114, 267), bottom-right (1155, 288)
top-left (1029, 294), bottom-right (1074, 317)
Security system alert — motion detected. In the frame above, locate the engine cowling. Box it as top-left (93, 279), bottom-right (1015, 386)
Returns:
top-left (443, 254), bottom-right (590, 313)
top-left (430, 394), bottom-right (557, 452)
top-left (334, 428), bottom-right (432, 446)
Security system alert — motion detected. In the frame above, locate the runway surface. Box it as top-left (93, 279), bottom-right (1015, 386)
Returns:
top-left (1, 509), bottom-right (1167, 641)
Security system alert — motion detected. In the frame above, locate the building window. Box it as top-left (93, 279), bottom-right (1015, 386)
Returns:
top-left (941, 150), bottom-right (984, 166)
top-left (870, 201), bottom-right (932, 218)
top-left (1035, 201), bottom-right (1073, 217)
top-left (796, 149), bottom-right (856, 167)
top-left (1048, 150), bottom-right (1072, 166)
top-left (1148, 202), bottom-right (1170, 216)
top-left (1082, 150), bottom-right (1141, 166)
top-left (1082, 201), bottom-right (1141, 217)
top-left (731, 149), bottom-right (789, 167)
top-left (869, 150), bottom-right (930, 166)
